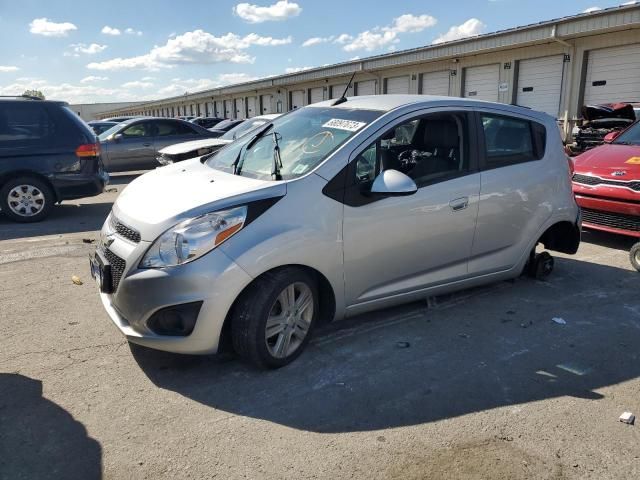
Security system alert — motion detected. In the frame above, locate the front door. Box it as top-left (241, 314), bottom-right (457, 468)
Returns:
top-left (341, 110), bottom-right (481, 308)
top-left (104, 121), bottom-right (155, 172)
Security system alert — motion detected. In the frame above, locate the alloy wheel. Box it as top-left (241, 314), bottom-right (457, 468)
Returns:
top-left (265, 282), bottom-right (314, 359)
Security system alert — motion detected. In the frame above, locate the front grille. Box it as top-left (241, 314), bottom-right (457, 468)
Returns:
top-left (114, 219), bottom-right (141, 243)
top-left (581, 208), bottom-right (640, 232)
top-left (573, 174), bottom-right (640, 192)
top-left (104, 248), bottom-right (126, 291)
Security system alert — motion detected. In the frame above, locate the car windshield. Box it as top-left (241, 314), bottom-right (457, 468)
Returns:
top-left (613, 122), bottom-right (640, 146)
top-left (211, 119), bottom-right (237, 131)
top-left (220, 118), bottom-right (270, 141)
top-left (206, 107), bottom-right (382, 180)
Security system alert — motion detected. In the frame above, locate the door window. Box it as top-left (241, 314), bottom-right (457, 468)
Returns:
top-left (480, 114), bottom-right (545, 167)
top-left (154, 120), bottom-right (197, 136)
top-left (354, 112), bottom-right (470, 189)
top-left (121, 122), bottom-right (152, 138)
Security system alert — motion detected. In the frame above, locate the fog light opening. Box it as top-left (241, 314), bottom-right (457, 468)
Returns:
top-left (146, 302), bottom-right (203, 336)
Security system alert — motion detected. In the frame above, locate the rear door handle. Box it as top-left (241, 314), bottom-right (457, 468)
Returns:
top-left (143, 142), bottom-right (152, 147)
top-left (449, 197), bottom-right (469, 212)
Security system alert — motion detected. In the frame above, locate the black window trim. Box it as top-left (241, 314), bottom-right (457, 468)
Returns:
top-left (323, 108), bottom-right (481, 207)
top-left (475, 110), bottom-right (547, 171)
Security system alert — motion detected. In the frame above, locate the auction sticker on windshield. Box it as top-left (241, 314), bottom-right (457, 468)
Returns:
top-left (322, 119), bottom-right (367, 132)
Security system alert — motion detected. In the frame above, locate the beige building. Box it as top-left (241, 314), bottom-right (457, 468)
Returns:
top-left (70, 102), bottom-right (144, 121)
top-left (98, 4), bottom-right (640, 140)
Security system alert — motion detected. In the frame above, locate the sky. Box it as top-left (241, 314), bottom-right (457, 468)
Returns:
top-left (0, 0), bottom-right (635, 104)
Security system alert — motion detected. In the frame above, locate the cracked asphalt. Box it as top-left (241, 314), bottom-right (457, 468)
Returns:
top-left (1, 175), bottom-right (640, 479)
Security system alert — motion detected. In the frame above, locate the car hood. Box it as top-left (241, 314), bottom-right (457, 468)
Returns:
top-left (113, 158), bottom-right (285, 241)
top-left (582, 103), bottom-right (636, 122)
top-left (159, 137), bottom-right (231, 155)
top-left (573, 144), bottom-right (640, 179)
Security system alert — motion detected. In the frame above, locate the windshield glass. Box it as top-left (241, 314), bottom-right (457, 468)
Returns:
top-left (211, 119), bottom-right (236, 131)
top-left (220, 118), bottom-right (269, 141)
top-left (206, 107), bottom-right (382, 180)
top-left (613, 122), bottom-right (640, 146)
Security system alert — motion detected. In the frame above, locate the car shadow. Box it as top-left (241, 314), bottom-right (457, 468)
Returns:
top-left (0, 373), bottom-right (102, 479)
top-left (0, 202), bottom-right (114, 241)
top-left (132, 257), bottom-right (640, 433)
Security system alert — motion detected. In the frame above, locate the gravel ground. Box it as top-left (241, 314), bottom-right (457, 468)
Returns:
top-left (1, 176), bottom-right (639, 479)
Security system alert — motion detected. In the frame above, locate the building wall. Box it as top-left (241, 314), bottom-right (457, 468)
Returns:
top-left (69, 102), bottom-right (143, 121)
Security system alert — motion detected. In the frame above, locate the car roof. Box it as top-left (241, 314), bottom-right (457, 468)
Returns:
top-left (309, 94), bottom-right (549, 121)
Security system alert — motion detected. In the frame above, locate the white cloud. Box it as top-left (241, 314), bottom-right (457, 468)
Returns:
top-left (583, 6), bottom-right (602, 12)
top-left (122, 80), bottom-right (154, 89)
top-left (285, 66), bottom-right (313, 73)
top-left (156, 74), bottom-right (258, 97)
top-left (302, 36), bottom-right (332, 47)
top-left (622, 1), bottom-right (638, 5)
top-left (304, 14), bottom-right (437, 52)
top-left (101, 26), bottom-right (121, 35)
top-left (234, 0), bottom-right (302, 23)
top-left (66, 43), bottom-right (108, 56)
top-left (87, 29), bottom-right (291, 71)
top-left (29, 18), bottom-right (77, 37)
top-left (125, 27), bottom-right (143, 36)
top-left (432, 18), bottom-right (486, 44)
top-left (80, 75), bottom-right (108, 83)
top-left (0, 66), bottom-right (20, 72)
top-left (217, 72), bottom-right (258, 84)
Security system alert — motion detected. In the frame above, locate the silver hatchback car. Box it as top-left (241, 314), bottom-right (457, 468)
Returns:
top-left (91, 95), bottom-right (580, 368)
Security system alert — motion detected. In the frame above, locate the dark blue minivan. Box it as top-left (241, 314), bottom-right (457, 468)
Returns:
top-left (0, 96), bottom-right (108, 222)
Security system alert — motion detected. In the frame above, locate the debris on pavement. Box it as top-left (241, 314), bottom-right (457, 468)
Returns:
top-left (520, 320), bottom-right (534, 328)
top-left (396, 341), bottom-right (410, 349)
top-left (71, 275), bottom-right (83, 285)
top-left (552, 317), bottom-right (567, 325)
top-left (82, 238), bottom-right (95, 244)
top-left (458, 333), bottom-right (470, 339)
top-left (105, 187), bottom-right (118, 193)
top-left (619, 412), bottom-right (635, 425)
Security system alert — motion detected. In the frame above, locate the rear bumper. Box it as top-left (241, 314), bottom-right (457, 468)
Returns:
top-left (50, 169), bottom-right (109, 201)
top-left (575, 193), bottom-right (640, 238)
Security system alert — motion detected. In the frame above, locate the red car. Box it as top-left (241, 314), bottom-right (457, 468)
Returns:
top-left (572, 121), bottom-right (640, 271)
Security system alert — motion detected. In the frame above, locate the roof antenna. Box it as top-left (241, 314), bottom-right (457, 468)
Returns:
top-left (332, 71), bottom-right (357, 106)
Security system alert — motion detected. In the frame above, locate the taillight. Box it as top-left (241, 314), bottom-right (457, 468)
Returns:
top-left (76, 143), bottom-right (100, 158)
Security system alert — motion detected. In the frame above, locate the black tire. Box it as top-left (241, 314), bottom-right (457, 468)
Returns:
top-left (630, 243), bottom-right (640, 272)
top-left (231, 267), bottom-right (319, 369)
top-left (0, 176), bottom-right (54, 223)
top-left (531, 251), bottom-right (554, 280)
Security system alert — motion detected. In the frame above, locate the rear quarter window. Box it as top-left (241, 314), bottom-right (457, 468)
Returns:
top-left (480, 113), bottom-right (546, 169)
top-left (0, 102), bottom-right (56, 146)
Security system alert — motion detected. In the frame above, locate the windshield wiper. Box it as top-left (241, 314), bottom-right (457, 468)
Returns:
top-left (271, 132), bottom-right (283, 181)
top-left (235, 124), bottom-right (277, 176)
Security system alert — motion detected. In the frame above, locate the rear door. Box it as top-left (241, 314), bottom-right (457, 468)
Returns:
top-left (469, 110), bottom-right (550, 275)
top-left (103, 120), bottom-right (155, 171)
top-left (152, 120), bottom-right (202, 162)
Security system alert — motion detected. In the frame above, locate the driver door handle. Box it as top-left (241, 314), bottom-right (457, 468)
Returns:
top-left (449, 197), bottom-right (469, 212)
top-left (142, 142), bottom-right (152, 147)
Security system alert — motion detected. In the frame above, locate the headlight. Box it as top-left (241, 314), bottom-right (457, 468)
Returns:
top-left (140, 206), bottom-right (247, 268)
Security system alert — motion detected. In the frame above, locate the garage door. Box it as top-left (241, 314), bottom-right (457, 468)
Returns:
top-left (385, 75), bottom-right (410, 94)
top-left (584, 44), bottom-right (640, 105)
top-left (290, 90), bottom-right (304, 109)
top-left (215, 101), bottom-right (223, 117)
top-left (261, 95), bottom-right (273, 114)
top-left (355, 80), bottom-right (376, 96)
top-left (224, 100), bottom-right (232, 118)
top-left (330, 84), bottom-right (351, 99)
top-left (420, 71), bottom-right (450, 96)
top-left (516, 55), bottom-right (564, 116)
top-left (309, 87), bottom-right (324, 104)
top-left (234, 98), bottom-right (245, 119)
top-left (463, 64), bottom-right (500, 102)
top-left (246, 97), bottom-right (256, 118)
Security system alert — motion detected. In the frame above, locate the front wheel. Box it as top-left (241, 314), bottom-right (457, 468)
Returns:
top-left (0, 176), bottom-right (54, 223)
top-left (630, 243), bottom-right (640, 272)
top-left (231, 268), bottom-right (318, 369)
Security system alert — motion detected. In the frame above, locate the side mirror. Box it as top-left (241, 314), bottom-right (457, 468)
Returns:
top-left (603, 131), bottom-right (620, 143)
top-left (113, 133), bottom-right (123, 142)
top-left (370, 169), bottom-right (417, 196)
